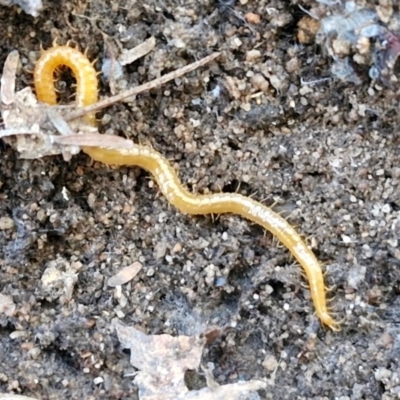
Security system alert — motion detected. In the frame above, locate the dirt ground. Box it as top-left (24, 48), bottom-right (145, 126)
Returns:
top-left (0, 0), bottom-right (400, 399)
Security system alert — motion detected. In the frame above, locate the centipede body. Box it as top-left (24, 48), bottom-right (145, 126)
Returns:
top-left (33, 44), bottom-right (340, 331)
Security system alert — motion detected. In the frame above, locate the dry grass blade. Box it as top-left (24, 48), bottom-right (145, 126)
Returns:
top-left (119, 36), bottom-right (156, 66)
top-left (46, 108), bottom-right (75, 136)
top-left (53, 133), bottom-right (134, 149)
top-left (0, 50), bottom-right (19, 106)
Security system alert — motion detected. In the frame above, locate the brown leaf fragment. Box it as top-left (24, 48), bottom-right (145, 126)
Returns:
top-left (107, 262), bottom-right (143, 287)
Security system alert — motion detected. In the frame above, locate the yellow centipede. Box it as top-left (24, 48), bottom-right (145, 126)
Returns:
top-left (33, 44), bottom-right (340, 331)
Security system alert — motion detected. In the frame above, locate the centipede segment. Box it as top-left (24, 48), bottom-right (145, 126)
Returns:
top-left (34, 45), bottom-right (98, 125)
top-left (34, 45), bottom-right (340, 331)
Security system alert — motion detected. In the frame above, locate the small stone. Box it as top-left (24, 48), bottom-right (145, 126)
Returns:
top-left (297, 16), bottom-right (321, 44)
top-left (245, 12), bottom-right (261, 24)
top-left (0, 216), bottom-right (14, 230)
top-left (269, 74), bottom-right (285, 91)
top-left (246, 49), bottom-right (261, 62)
top-left (28, 347), bottom-right (41, 359)
top-left (0, 294), bottom-right (16, 316)
top-left (172, 243), bottom-right (182, 253)
top-left (262, 354), bottom-right (278, 371)
top-left (285, 57), bottom-right (299, 74)
top-left (332, 38), bottom-right (351, 56)
top-left (375, 367), bottom-right (391, 381)
top-left (376, 332), bottom-right (393, 349)
top-left (93, 376), bottom-right (104, 385)
top-left (87, 193), bottom-right (96, 208)
top-left (9, 330), bottom-right (27, 339)
top-left (341, 235), bottom-right (352, 243)
top-left (250, 73), bottom-right (269, 92)
top-left (347, 266), bottom-right (366, 289)
top-left (230, 37), bottom-right (242, 49)
top-left (265, 285), bottom-right (274, 295)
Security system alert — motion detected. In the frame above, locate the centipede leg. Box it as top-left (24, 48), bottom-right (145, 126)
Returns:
top-left (300, 281), bottom-right (309, 289)
top-left (324, 284), bottom-right (336, 293)
top-left (326, 296), bottom-right (337, 304)
top-left (234, 181), bottom-right (242, 194)
top-left (269, 200), bottom-right (279, 209)
top-left (248, 191), bottom-right (259, 199)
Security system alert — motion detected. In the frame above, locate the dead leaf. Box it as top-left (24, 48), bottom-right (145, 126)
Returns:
top-left (114, 321), bottom-right (205, 400)
top-left (114, 321), bottom-right (267, 400)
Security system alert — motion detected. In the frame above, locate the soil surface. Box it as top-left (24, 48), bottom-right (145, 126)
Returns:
top-left (1, 0), bottom-right (400, 399)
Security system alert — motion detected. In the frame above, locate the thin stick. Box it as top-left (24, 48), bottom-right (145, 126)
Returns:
top-left (64, 52), bottom-right (220, 121)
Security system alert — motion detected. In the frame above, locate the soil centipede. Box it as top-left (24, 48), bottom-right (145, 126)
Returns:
top-left (33, 45), bottom-right (340, 331)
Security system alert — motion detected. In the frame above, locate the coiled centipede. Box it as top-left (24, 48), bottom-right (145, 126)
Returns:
top-left (34, 45), bottom-right (98, 125)
top-left (33, 45), bottom-right (340, 331)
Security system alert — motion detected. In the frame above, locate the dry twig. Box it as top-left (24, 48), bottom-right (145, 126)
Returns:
top-left (0, 47), bottom-right (220, 158)
top-left (64, 52), bottom-right (220, 122)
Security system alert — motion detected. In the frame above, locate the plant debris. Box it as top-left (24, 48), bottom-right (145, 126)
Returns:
top-left (114, 321), bottom-right (266, 400)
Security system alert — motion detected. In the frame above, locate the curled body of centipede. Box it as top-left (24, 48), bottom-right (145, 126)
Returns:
top-left (34, 45), bottom-right (98, 125)
top-left (33, 44), bottom-right (340, 331)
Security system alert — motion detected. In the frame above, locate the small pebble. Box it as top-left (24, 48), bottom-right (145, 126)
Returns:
top-left (0, 216), bottom-right (14, 230)
top-left (262, 354), bottom-right (278, 371)
top-left (107, 262), bottom-right (143, 287)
